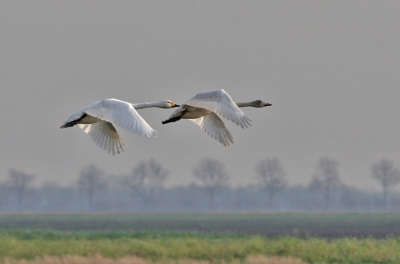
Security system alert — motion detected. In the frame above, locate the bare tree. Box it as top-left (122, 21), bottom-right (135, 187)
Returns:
top-left (77, 164), bottom-right (107, 211)
top-left (309, 157), bottom-right (340, 210)
top-left (7, 169), bottom-right (35, 212)
top-left (371, 159), bottom-right (400, 211)
top-left (124, 158), bottom-right (168, 209)
top-left (255, 157), bottom-right (287, 210)
top-left (193, 158), bottom-right (230, 211)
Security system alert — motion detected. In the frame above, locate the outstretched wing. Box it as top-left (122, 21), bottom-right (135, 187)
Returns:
top-left (185, 89), bottom-right (251, 128)
top-left (190, 113), bottom-right (234, 147)
top-left (79, 122), bottom-right (125, 155)
top-left (60, 98), bottom-right (158, 154)
top-left (82, 99), bottom-right (158, 138)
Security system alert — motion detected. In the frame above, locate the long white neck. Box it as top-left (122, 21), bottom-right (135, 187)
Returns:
top-left (236, 100), bottom-right (271, 108)
top-left (236, 102), bottom-right (254, 108)
top-left (131, 102), bottom-right (164, 109)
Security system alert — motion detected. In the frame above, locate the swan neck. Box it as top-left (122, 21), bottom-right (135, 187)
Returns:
top-left (131, 102), bottom-right (161, 109)
top-left (236, 102), bottom-right (252, 108)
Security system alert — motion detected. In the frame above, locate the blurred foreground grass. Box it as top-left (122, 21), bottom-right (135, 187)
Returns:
top-left (0, 231), bottom-right (400, 264)
top-left (3, 254), bottom-right (307, 264)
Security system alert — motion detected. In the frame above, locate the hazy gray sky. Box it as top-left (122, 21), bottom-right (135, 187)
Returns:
top-left (1, 1), bottom-right (400, 190)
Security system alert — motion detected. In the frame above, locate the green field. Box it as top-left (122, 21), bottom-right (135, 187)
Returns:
top-left (0, 212), bottom-right (399, 238)
top-left (0, 213), bottom-right (400, 264)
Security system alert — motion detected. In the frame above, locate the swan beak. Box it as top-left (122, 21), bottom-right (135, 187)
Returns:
top-left (265, 103), bottom-right (272, 107)
top-left (169, 102), bottom-right (180, 108)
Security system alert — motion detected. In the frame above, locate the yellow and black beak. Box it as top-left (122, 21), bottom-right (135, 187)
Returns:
top-left (170, 102), bottom-right (180, 108)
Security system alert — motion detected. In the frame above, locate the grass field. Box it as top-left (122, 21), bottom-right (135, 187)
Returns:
top-left (0, 212), bottom-right (399, 238)
top-left (0, 213), bottom-right (400, 264)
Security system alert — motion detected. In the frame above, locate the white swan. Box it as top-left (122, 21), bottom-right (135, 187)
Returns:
top-left (60, 98), bottom-right (179, 155)
top-left (162, 89), bottom-right (271, 146)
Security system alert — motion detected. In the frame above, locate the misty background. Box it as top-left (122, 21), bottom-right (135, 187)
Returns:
top-left (2, 158), bottom-right (400, 213)
top-left (1, 1), bottom-right (400, 212)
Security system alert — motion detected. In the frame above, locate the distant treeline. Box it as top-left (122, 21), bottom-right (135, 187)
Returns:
top-left (0, 182), bottom-right (399, 213)
top-left (2, 157), bottom-right (400, 213)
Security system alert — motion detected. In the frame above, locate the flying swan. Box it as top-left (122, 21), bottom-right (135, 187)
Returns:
top-left (60, 99), bottom-right (179, 155)
top-left (162, 89), bottom-right (271, 146)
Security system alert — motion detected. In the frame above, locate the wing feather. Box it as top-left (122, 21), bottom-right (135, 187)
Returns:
top-left (83, 99), bottom-right (158, 138)
top-left (190, 113), bottom-right (234, 147)
top-left (185, 89), bottom-right (251, 128)
top-left (78, 123), bottom-right (125, 155)
top-left (61, 98), bottom-right (158, 154)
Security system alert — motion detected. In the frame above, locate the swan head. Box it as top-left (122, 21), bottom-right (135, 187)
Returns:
top-left (250, 100), bottom-right (272, 108)
top-left (160, 100), bottom-right (180, 108)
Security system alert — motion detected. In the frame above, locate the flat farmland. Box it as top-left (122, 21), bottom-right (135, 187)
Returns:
top-left (0, 212), bottom-right (399, 238)
top-left (1, 213), bottom-right (400, 263)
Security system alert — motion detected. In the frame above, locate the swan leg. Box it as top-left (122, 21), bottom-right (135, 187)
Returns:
top-left (162, 116), bottom-right (182, 124)
top-left (60, 114), bottom-right (88, 128)
top-left (60, 121), bottom-right (76, 128)
top-left (162, 108), bottom-right (189, 125)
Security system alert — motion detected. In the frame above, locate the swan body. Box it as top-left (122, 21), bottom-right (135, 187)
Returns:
top-left (162, 89), bottom-right (271, 146)
top-left (60, 98), bottom-right (179, 155)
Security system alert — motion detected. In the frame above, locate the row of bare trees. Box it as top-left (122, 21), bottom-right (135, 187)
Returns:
top-left (308, 158), bottom-right (400, 211)
top-left (124, 159), bottom-right (169, 208)
top-left (3, 157), bottom-right (400, 212)
top-left (77, 165), bottom-right (107, 210)
top-left (5, 169), bottom-right (35, 211)
top-left (77, 159), bottom-right (169, 211)
top-left (371, 159), bottom-right (400, 210)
